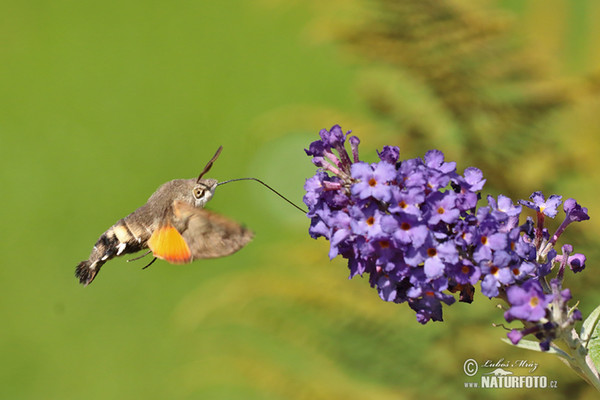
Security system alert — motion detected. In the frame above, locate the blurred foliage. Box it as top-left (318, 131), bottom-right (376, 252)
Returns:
top-left (327, 0), bottom-right (600, 197)
top-left (1, 0), bottom-right (600, 399)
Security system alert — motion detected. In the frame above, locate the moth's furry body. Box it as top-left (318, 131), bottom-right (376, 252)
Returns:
top-left (76, 149), bottom-right (253, 286)
top-left (75, 216), bottom-right (149, 285)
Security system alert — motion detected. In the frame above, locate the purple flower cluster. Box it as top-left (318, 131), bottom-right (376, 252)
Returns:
top-left (505, 278), bottom-right (582, 351)
top-left (304, 125), bottom-right (589, 349)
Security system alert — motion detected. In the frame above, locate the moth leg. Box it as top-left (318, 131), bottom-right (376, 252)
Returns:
top-left (126, 250), bottom-right (152, 263)
top-left (142, 257), bottom-right (158, 270)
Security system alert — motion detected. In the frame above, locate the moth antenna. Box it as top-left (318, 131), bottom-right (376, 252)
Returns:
top-left (142, 257), bottom-right (158, 270)
top-left (126, 250), bottom-right (152, 263)
top-left (217, 177), bottom-right (307, 214)
top-left (197, 145), bottom-right (223, 183)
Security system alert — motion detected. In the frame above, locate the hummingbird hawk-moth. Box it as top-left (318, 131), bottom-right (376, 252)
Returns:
top-left (75, 146), bottom-right (253, 286)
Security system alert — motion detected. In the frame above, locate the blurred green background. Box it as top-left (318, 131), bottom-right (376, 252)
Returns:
top-left (2, 0), bottom-right (600, 399)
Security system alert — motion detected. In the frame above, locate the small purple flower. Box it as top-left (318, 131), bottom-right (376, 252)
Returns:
top-left (388, 186), bottom-right (424, 216)
top-left (303, 171), bottom-right (326, 212)
top-left (328, 211), bottom-right (352, 259)
top-left (461, 167), bottom-right (486, 192)
top-left (398, 159), bottom-right (427, 189)
top-left (304, 172), bottom-right (348, 217)
top-left (453, 168), bottom-right (485, 211)
top-left (423, 241), bottom-right (458, 280)
top-left (507, 329), bottom-right (523, 345)
top-left (423, 169), bottom-right (451, 193)
top-left (567, 254), bottom-right (586, 273)
top-left (447, 260), bottom-right (481, 286)
top-left (351, 162), bottom-right (396, 202)
top-left (480, 252), bottom-right (515, 298)
top-left (377, 145), bottom-right (400, 164)
top-left (308, 215), bottom-right (330, 239)
top-left (563, 198), bottom-right (590, 223)
top-left (520, 191), bottom-right (562, 218)
top-left (452, 219), bottom-right (478, 249)
top-left (407, 278), bottom-right (455, 324)
top-left (324, 125), bottom-right (354, 168)
top-left (537, 248), bottom-right (556, 277)
top-left (349, 203), bottom-right (386, 240)
top-left (520, 217), bottom-right (535, 238)
top-left (557, 286), bottom-right (572, 302)
top-left (554, 245), bottom-right (587, 274)
top-left (403, 235), bottom-right (438, 267)
top-left (513, 235), bottom-right (536, 262)
top-left (507, 324), bottom-right (555, 351)
top-left (538, 340), bottom-right (551, 352)
top-left (373, 239), bottom-right (404, 273)
top-left (489, 195), bottom-right (522, 218)
top-left (348, 256), bottom-right (368, 279)
top-left (306, 125), bottom-right (356, 176)
top-left (376, 273), bottom-right (398, 302)
top-left (424, 149), bottom-right (456, 175)
top-left (349, 136), bottom-right (360, 163)
top-left (473, 231), bottom-right (508, 263)
top-left (509, 261), bottom-right (536, 280)
top-left (305, 141), bottom-right (326, 157)
top-left (381, 213), bottom-right (429, 249)
top-left (319, 125), bottom-right (346, 147)
top-left (504, 280), bottom-right (552, 322)
top-left (425, 191), bottom-right (460, 225)
top-left (549, 198), bottom-right (590, 247)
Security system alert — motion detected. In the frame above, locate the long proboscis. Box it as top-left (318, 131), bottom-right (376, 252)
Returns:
top-left (197, 145), bottom-right (223, 183)
top-left (217, 177), bottom-right (307, 214)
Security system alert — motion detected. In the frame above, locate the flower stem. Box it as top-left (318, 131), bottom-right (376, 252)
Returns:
top-left (557, 329), bottom-right (600, 391)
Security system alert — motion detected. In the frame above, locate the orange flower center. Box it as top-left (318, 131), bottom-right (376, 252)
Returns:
top-left (529, 296), bottom-right (539, 307)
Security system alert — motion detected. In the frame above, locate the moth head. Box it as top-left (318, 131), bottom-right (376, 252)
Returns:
top-left (191, 178), bottom-right (217, 208)
top-left (189, 145), bottom-right (222, 208)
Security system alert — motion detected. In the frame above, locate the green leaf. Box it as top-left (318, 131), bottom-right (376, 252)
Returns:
top-left (587, 317), bottom-right (600, 371)
top-left (501, 338), bottom-right (572, 360)
top-left (581, 304), bottom-right (600, 343)
top-left (501, 338), bottom-right (542, 353)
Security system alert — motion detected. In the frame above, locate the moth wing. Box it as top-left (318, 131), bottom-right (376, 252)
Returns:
top-left (147, 223), bottom-right (192, 264)
top-left (173, 201), bottom-right (254, 260)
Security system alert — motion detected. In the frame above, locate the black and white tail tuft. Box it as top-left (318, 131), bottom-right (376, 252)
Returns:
top-left (75, 260), bottom-right (100, 286)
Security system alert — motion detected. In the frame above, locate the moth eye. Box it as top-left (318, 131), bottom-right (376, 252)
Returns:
top-left (193, 188), bottom-right (205, 199)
